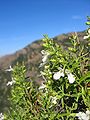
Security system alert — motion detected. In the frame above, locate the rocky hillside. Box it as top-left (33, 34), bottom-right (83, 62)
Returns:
top-left (0, 31), bottom-right (85, 76)
top-left (0, 31), bottom-right (85, 112)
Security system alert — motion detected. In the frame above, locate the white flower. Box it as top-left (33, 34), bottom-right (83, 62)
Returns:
top-left (76, 112), bottom-right (87, 120)
top-left (5, 65), bottom-right (13, 72)
top-left (50, 96), bottom-right (57, 104)
top-left (67, 72), bottom-right (75, 83)
top-left (7, 81), bottom-right (15, 86)
top-left (76, 110), bottom-right (90, 120)
top-left (88, 29), bottom-right (90, 34)
top-left (38, 83), bottom-right (46, 90)
top-left (83, 35), bottom-right (90, 39)
top-left (41, 50), bottom-right (46, 55)
top-left (6, 78), bottom-right (15, 86)
top-left (39, 63), bottom-right (44, 67)
top-left (41, 50), bottom-right (49, 63)
top-left (42, 55), bottom-right (48, 63)
top-left (66, 70), bottom-right (75, 83)
top-left (86, 110), bottom-right (90, 116)
top-left (0, 113), bottom-right (4, 120)
top-left (39, 51), bottom-right (49, 67)
top-left (53, 69), bottom-right (64, 80)
top-left (83, 29), bottom-right (90, 39)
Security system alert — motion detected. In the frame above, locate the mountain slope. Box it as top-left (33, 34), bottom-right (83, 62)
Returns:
top-left (0, 31), bottom-right (85, 69)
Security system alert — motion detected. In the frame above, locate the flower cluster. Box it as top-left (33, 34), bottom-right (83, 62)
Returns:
top-left (53, 68), bottom-right (75, 84)
top-left (76, 110), bottom-right (90, 120)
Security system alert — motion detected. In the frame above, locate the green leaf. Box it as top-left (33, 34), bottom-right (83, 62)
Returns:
top-left (86, 22), bottom-right (90, 25)
top-left (79, 71), bottom-right (90, 83)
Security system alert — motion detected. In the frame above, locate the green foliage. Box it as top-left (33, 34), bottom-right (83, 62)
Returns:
top-left (86, 16), bottom-right (90, 25)
top-left (4, 18), bottom-right (90, 120)
top-left (40, 32), bottom-right (90, 119)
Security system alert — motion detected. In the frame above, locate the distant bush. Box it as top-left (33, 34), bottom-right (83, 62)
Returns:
top-left (4, 17), bottom-right (90, 120)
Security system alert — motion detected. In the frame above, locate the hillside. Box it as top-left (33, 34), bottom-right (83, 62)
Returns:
top-left (0, 31), bottom-right (85, 112)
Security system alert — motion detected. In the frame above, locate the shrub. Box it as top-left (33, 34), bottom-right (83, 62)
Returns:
top-left (4, 17), bottom-right (90, 120)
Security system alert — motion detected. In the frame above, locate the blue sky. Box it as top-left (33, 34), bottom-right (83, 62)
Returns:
top-left (0, 0), bottom-right (90, 56)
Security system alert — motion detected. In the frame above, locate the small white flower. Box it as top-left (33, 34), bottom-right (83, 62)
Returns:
top-left (7, 81), bottom-right (14, 86)
top-left (6, 78), bottom-right (15, 86)
top-left (50, 96), bottom-right (57, 104)
top-left (39, 50), bottom-right (50, 67)
top-left (38, 83), bottom-right (46, 90)
top-left (5, 65), bottom-right (13, 72)
top-left (83, 29), bottom-right (90, 39)
top-left (86, 110), bottom-right (90, 120)
top-left (53, 68), bottom-right (64, 80)
top-left (86, 110), bottom-right (90, 116)
top-left (67, 72), bottom-right (75, 83)
top-left (76, 110), bottom-right (90, 120)
top-left (41, 50), bottom-right (46, 55)
top-left (42, 55), bottom-right (48, 63)
top-left (41, 50), bottom-right (49, 63)
top-left (66, 69), bottom-right (75, 83)
top-left (76, 112), bottom-right (87, 120)
top-left (0, 113), bottom-right (4, 120)
top-left (39, 63), bottom-right (44, 67)
top-left (88, 29), bottom-right (90, 34)
top-left (83, 35), bottom-right (90, 39)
